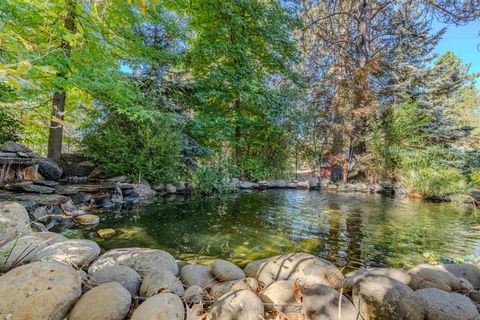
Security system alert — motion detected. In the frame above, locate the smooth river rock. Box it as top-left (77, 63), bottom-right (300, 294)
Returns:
top-left (415, 288), bottom-right (480, 320)
top-left (259, 280), bottom-right (297, 305)
top-left (88, 247), bottom-right (178, 275)
top-left (209, 278), bottom-right (261, 299)
top-left (344, 267), bottom-right (411, 291)
top-left (0, 262), bottom-right (81, 320)
top-left (140, 269), bottom-right (185, 297)
top-left (0, 235), bottom-right (50, 271)
top-left (69, 282), bottom-right (131, 320)
top-left (32, 239), bottom-right (100, 268)
top-left (440, 263), bottom-right (480, 289)
top-left (352, 275), bottom-right (424, 320)
top-left (0, 201), bottom-right (32, 245)
top-left (303, 283), bottom-right (360, 320)
top-left (90, 265), bottom-right (141, 296)
top-left (408, 263), bottom-right (474, 291)
top-left (184, 285), bottom-right (204, 304)
top-left (131, 292), bottom-right (185, 320)
top-left (75, 214), bottom-right (100, 226)
top-left (255, 253), bottom-right (344, 289)
top-left (180, 263), bottom-right (215, 287)
top-left (212, 259), bottom-right (246, 281)
top-left (207, 289), bottom-right (264, 320)
top-left (243, 258), bottom-right (269, 278)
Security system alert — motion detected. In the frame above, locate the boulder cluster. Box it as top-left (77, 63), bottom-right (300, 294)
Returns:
top-left (1, 203), bottom-right (480, 320)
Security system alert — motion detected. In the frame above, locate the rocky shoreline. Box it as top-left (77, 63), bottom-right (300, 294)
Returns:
top-left (1, 201), bottom-right (480, 319)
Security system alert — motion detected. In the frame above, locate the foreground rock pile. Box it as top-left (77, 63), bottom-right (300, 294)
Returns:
top-left (1, 209), bottom-right (480, 320)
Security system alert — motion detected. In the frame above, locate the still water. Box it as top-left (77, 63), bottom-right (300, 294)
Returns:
top-left (87, 190), bottom-right (480, 270)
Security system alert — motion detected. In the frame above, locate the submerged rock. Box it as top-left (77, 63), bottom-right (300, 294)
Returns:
top-left (89, 265), bottom-right (141, 296)
top-left (352, 275), bottom-right (424, 320)
top-left (88, 247), bottom-right (178, 275)
top-left (97, 228), bottom-right (116, 239)
top-left (0, 262), bottom-right (81, 320)
top-left (212, 259), bottom-right (246, 282)
top-left (69, 282), bottom-right (131, 320)
top-left (75, 214), bottom-right (100, 226)
top-left (131, 292), bottom-right (185, 320)
top-left (206, 289), bottom-right (264, 320)
top-left (0, 201), bottom-right (32, 245)
top-left (140, 269), bottom-right (185, 297)
top-left (180, 264), bottom-right (215, 288)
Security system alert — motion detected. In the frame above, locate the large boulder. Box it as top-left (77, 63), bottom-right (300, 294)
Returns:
top-left (415, 288), bottom-right (480, 320)
top-left (440, 263), bottom-right (480, 289)
top-left (60, 153), bottom-right (96, 177)
top-left (0, 235), bottom-right (51, 271)
top-left (180, 264), bottom-right (215, 288)
top-left (69, 282), bottom-right (131, 320)
top-left (408, 264), bottom-right (474, 291)
top-left (88, 247), bottom-right (178, 275)
top-left (206, 289), bottom-right (264, 320)
top-left (212, 259), bottom-right (246, 282)
top-left (89, 265), bottom-right (141, 296)
top-left (255, 253), bottom-right (344, 289)
top-left (243, 258), bottom-right (269, 278)
top-left (303, 283), bottom-right (360, 320)
top-left (38, 158), bottom-right (63, 181)
top-left (140, 269), bottom-right (185, 297)
top-left (31, 239), bottom-right (100, 269)
top-left (137, 180), bottom-right (156, 199)
top-left (0, 201), bottom-right (32, 245)
top-left (352, 275), bottom-right (424, 320)
top-left (0, 262), bottom-right (81, 320)
top-left (259, 280), bottom-right (297, 305)
top-left (0, 142), bottom-right (32, 153)
top-left (344, 267), bottom-right (411, 292)
top-left (131, 292), bottom-right (185, 320)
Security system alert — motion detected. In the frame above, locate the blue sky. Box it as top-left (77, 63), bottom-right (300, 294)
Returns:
top-left (432, 19), bottom-right (480, 88)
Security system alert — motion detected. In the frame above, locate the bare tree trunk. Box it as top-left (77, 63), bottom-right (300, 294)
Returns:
top-left (47, 0), bottom-right (76, 161)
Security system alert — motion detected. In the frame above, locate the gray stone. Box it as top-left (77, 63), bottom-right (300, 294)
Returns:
top-left (88, 247), bottom-right (178, 275)
top-left (441, 263), bottom-right (480, 289)
top-left (140, 269), bottom-right (185, 297)
top-left (38, 158), bottom-right (63, 181)
top-left (184, 285), bottom-right (204, 304)
top-left (0, 142), bottom-right (32, 153)
top-left (275, 180), bottom-right (287, 188)
top-left (174, 181), bottom-right (186, 192)
top-left (297, 181), bottom-right (310, 189)
top-left (344, 267), bottom-right (411, 291)
top-left (415, 288), bottom-right (480, 320)
top-left (0, 235), bottom-right (51, 271)
top-left (131, 292), bottom-right (185, 320)
top-left (5, 181), bottom-right (55, 194)
top-left (287, 182), bottom-right (297, 188)
top-left (243, 258), bottom-right (269, 278)
top-left (259, 280), bottom-right (297, 304)
top-left (408, 263), bottom-right (474, 291)
top-left (352, 275), bottom-right (424, 320)
top-left (255, 253), bottom-right (344, 289)
top-left (165, 183), bottom-right (177, 193)
top-left (69, 282), bottom-right (131, 320)
top-left (212, 259), bottom-right (246, 281)
top-left (137, 180), bottom-right (156, 199)
top-left (180, 264), bottom-right (215, 288)
top-left (240, 182), bottom-right (253, 189)
top-left (0, 262), bottom-right (81, 320)
top-left (32, 239), bottom-right (100, 269)
top-left (206, 289), bottom-right (264, 320)
top-left (0, 201), bottom-right (31, 245)
top-left (90, 265), bottom-right (141, 296)
top-left (33, 180), bottom-right (58, 187)
top-left (303, 283), bottom-right (360, 320)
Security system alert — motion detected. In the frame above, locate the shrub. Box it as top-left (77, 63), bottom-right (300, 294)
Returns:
top-left (400, 166), bottom-right (467, 199)
top-left (0, 109), bottom-right (22, 144)
top-left (190, 166), bottom-right (234, 196)
top-left (83, 111), bottom-right (182, 183)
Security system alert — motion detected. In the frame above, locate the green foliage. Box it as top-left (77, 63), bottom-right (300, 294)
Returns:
top-left (190, 166), bottom-right (234, 196)
top-left (400, 166), bottom-right (467, 199)
top-left (0, 109), bottom-right (22, 144)
top-left (84, 111), bottom-right (182, 183)
top-left (470, 169), bottom-right (480, 190)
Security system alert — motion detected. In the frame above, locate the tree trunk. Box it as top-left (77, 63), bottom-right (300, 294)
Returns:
top-left (47, 0), bottom-right (76, 161)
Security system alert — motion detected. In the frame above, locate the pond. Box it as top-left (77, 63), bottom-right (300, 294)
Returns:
top-left (78, 189), bottom-right (480, 270)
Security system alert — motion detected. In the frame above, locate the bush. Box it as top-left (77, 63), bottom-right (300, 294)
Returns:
top-left (190, 166), bottom-right (234, 196)
top-left (83, 112), bottom-right (182, 183)
top-left (0, 108), bottom-right (22, 144)
top-left (400, 166), bottom-right (467, 199)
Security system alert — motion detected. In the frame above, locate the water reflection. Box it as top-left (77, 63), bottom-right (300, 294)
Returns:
top-left (95, 190), bottom-right (480, 269)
